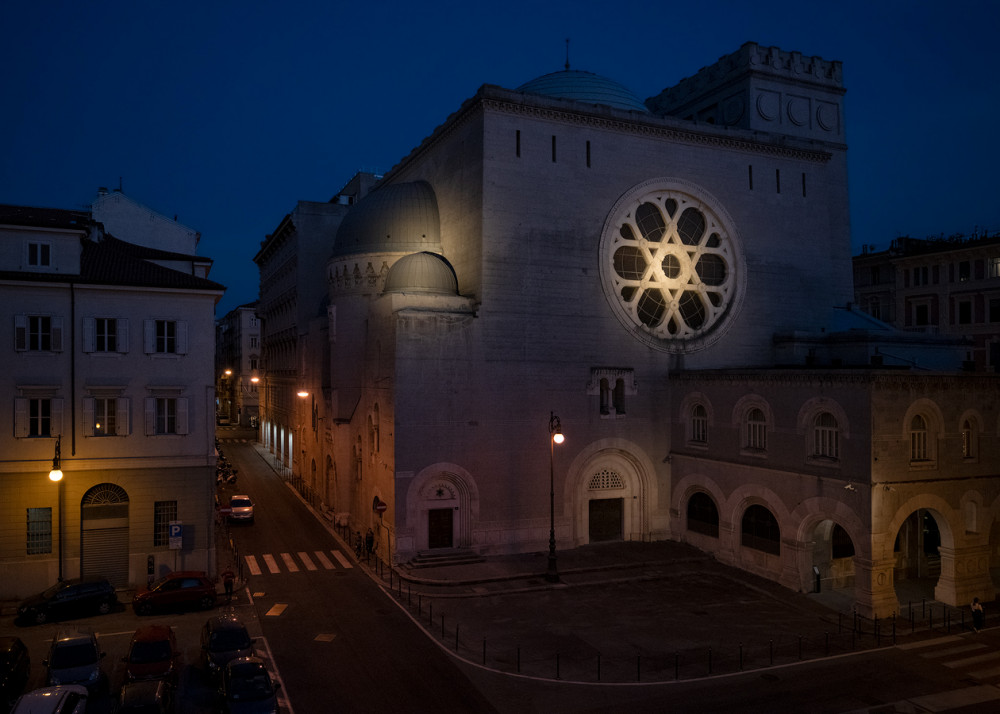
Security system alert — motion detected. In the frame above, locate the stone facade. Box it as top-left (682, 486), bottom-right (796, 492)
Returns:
top-left (277, 42), bottom-right (998, 618)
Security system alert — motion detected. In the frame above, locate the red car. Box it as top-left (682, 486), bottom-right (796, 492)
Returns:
top-left (132, 572), bottom-right (217, 615)
top-left (122, 625), bottom-right (179, 683)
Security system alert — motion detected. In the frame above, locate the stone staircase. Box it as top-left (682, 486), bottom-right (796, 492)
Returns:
top-left (405, 548), bottom-right (485, 569)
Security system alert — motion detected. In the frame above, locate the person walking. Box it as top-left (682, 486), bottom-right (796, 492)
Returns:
top-left (972, 597), bottom-right (985, 633)
top-left (365, 528), bottom-right (375, 557)
top-left (221, 566), bottom-right (236, 603)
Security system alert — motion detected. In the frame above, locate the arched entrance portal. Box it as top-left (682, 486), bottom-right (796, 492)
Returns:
top-left (408, 465), bottom-right (480, 552)
top-left (808, 519), bottom-right (856, 593)
top-left (893, 509), bottom-right (944, 603)
top-left (81, 483), bottom-right (129, 587)
top-left (569, 445), bottom-right (652, 546)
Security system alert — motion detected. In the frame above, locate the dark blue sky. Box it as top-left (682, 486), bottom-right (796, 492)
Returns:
top-left (3, 0), bottom-right (998, 316)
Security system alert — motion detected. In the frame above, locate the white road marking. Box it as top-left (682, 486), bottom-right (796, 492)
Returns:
top-left (313, 550), bottom-right (334, 569)
top-left (331, 550), bottom-right (353, 569)
top-left (298, 551), bottom-right (317, 570)
top-left (263, 553), bottom-right (280, 573)
top-left (245, 555), bottom-right (262, 576)
top-left (280, 552), bottom-right (299, 572)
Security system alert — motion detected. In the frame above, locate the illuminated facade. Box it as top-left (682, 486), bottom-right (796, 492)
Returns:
top-left (0, 196), bottom-right (223, 599)
top-left (283, 43), bottom-right (998, 617)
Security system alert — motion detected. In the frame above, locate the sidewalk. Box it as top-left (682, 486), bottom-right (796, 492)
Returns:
top-left (241, 438), bottom-right (982, 684)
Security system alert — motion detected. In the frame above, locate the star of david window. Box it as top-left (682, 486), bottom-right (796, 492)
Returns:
top-left (600, 179), bottom-right (745, 353)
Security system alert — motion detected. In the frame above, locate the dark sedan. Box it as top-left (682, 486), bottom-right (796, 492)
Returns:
top-left (0, 637), bottom-right (30, 709)
top-left (16, 578), bottom-right (118, 625)
top-left (219, 657), bottom-right (280, 714)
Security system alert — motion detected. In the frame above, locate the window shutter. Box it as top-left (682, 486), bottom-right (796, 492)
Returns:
top-left (118, 319), bottom-right (129, 353)
top-left (145, 397), bottom-right (156, 435)
top-left (116, 398), bottom-right (130, 435)
top-left (83, 318), bottom-right (95, 352)
top-left (83, 397), bottom-right (94, 434)
top-left (51, 398), bottom-right (63, 436)
top-left (51, 317), bottom-right (63, 352)
top-left (177, 397), bottom-right (189, 434)
top-left (14, 315), bottom-right (26, 351)
top-left (176, 321), bottom-right (188, 354)
top-left (144, 320), bottom-right (154, 353)
top-left (14, 398), bottom-right (28, 437)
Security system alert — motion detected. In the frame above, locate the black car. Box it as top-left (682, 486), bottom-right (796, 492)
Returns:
top-left (118, 679), bottom-right (174, 714)
top-left (16, 578), bottom-right (118, 625)
top-left (219, 657), bottom-right (279, 714)
top-left (0, 637), bottom-right (30, 709)
top-left (201, 616), bottom-right (255, 678)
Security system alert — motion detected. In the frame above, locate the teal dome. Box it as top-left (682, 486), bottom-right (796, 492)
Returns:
top-left (333, 181), bottom-right (441, 257)
top-left (517, 69), bottom-right (648, 112)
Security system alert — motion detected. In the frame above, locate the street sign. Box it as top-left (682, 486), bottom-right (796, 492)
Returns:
top-left (375, 501), bottom-right (388, 514)
top-left (169, 521), bottom-right (182, 550)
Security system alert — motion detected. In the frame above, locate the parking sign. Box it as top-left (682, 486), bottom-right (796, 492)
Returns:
top-left (169, 521), bottom-right (182, 550)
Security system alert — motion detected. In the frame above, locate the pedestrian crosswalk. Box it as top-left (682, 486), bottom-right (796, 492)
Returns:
top-left (904, 634), bottom-right (1000, 683)
top-left (244, 549), bottom-right (353, 576)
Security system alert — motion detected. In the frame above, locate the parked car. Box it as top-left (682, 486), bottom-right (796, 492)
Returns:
top-left (9, 685), bottom-right (88, 714)
top-left (118, 679), bottom-right (174, 714)
top-left (228, 496), bottom-right (254, 524)
top-left (0, 636), bottom-right (30, 709)
top-left (16, 578), bottom-right (118, 625)
top-left (132, 572), bottom-right (216, 615)
top-left (122, 626), bottom-right (179, 684)
top-left (201, 616), bottom-right (255, 678)
top-left (218, 657), bottom-right (279, 714)
top-left (43, 628), bottom-right (105, 694)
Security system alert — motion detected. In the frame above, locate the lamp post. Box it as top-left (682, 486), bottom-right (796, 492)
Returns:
top-left (546, 412), bottom-right (564, 583)
top-left (48, 436), bottom-right (64, 581)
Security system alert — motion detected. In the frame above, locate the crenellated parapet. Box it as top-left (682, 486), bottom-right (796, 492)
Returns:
top-left (647, 42), bottom-right (846, 144)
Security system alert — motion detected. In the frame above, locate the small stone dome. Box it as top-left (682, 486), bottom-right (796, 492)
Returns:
top-left (517, 69), bottom-right (648, 112)
top-left (384, 252), bottom-right (459, 295)
top-left (333, 181), bottom-right (441, 257)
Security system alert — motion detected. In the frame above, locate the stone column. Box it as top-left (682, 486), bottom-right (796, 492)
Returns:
top-left (853, 557), bottom-right (899, 618)
top-left (934, 545), bottom-right (995, 607)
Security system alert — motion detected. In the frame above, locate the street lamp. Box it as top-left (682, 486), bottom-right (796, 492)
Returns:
top-left (546, 412), bottom-right (564, 583)
top-left (48, 436), bottom-right (64, 581)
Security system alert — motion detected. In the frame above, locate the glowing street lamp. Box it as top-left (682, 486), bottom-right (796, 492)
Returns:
top-left (48, 436), bottom-right (64, 581)
top-left (547, 412), bottom-right (564, 583)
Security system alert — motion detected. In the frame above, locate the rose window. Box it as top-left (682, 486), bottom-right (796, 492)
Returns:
top-left (600, 179), bottom-right (744, 352)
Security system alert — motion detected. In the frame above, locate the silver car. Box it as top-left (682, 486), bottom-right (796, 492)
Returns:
top-left (228, 495), bottom-right (254, 524)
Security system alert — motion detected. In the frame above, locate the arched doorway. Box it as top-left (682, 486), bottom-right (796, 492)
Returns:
top-left (808, 519), bottom-right (856, 593)
top-left (569, 445), bottom-right (653, 546)
top-left (893, 508), bottom-right (944, 602)
top-left (81, 483), bottom-right (129, 587)
top-left (407, 465), bottom-right (480, 552)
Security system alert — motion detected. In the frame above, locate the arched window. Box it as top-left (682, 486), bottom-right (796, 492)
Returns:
top-left (746, 408), bottom-right (767, 451)
top-left (814, 412), bottom-right (839, 459)
top-left (741, 504), bottom-right (779, 555)
top-left (910, 415), bottom-right (928, 461)
top-left (691, 404), bottom-right (708, 444)
top-left (962, 419), bottom-right (975, 459)
top-left (686, 492), bottom-right (718, 538)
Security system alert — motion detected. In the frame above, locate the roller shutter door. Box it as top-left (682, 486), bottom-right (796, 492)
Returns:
top-left (82, 527), bottom-right (130, 587)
